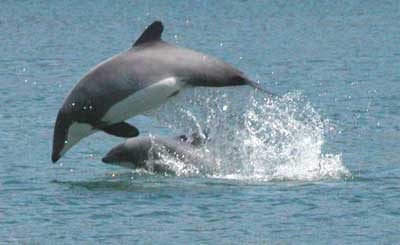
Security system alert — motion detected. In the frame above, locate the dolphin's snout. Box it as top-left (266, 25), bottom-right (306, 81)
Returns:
top-left (52, 133), bottom-right (66, 163)
top-left (102, 154), bottom-right (115, 163)
top-left (52, 118), bottom-right (66, 163)
top-left (51, 110), bottom-right (73, 163)
top-left (102, 146), bottom-right (124, 163)
top-left (52, 152), bottom-right (61, 163)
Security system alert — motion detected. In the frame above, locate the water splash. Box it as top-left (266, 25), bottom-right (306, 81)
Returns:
top-left (148, 87), bottom-right (350, 181)
top-left (146, 134), bottom-right (202, 176)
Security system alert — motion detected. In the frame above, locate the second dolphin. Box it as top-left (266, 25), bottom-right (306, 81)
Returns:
top-left (102, 132), bottom-right (212, 174)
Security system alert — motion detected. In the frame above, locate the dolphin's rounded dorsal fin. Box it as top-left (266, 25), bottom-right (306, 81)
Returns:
top-left (133, 21), bottom-right (164, 47)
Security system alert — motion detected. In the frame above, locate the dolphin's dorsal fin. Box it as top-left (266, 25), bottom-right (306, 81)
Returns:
top-left (133, 21), bottom-right (164, 47)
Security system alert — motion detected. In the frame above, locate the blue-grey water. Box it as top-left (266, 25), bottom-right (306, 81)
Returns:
top-left (1, 0), bottom-right (399, 243)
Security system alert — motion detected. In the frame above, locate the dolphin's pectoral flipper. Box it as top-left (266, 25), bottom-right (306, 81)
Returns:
top-left (101, 122), bottom-right (139, 138)
top-left (133, 21), bottom-right (163, 47)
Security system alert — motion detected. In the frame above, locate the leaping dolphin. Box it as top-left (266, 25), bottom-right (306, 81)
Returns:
top-left (102, 132), bottom-right (211, 174)
top-left (52, 20), bottom-right (271, 162)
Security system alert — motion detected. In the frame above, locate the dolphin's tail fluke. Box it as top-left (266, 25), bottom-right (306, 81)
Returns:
top-left (245, 78), bottom-right (276, 96)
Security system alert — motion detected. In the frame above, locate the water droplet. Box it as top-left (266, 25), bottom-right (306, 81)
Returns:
top-left (64, 140), bottom-right (68, 144)
top-left (219, 42), bottom-right (223, 47)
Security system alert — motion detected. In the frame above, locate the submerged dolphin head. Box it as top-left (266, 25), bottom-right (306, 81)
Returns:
top-left (102, 138), bottom-right (150, 168)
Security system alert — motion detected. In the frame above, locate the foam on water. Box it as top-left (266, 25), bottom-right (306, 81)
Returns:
top-left (148, 87), bottom-right (350, 181)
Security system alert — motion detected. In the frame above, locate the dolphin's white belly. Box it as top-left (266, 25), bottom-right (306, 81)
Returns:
top-left (102, 77), bottom-right (183, 123)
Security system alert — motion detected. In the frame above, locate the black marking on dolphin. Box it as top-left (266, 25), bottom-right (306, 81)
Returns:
top-left (52, 20), bottom-right (273, 162)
